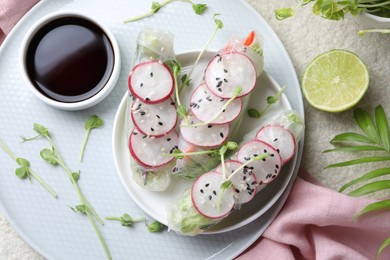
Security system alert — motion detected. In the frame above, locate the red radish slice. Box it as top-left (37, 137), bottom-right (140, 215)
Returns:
top-left (180, 115), bottom-right (230, 148)
top-left (256, 125), bottom-right (296, 165)
top-left (204, 52), bottom-right (256, 99)
top-left (191, 171), bottom-right (235, 219)
top-left (128, 128), bottom-right (178, 168)
top-left (131, 98), bottom-right (177, 137)
top-left (215, 160), bottom-right (257, 204)
top-left (128, 60), bottom-right (174, 104)
top-left (237, 140), bottom-right (282, 185)
top-left (190, 83), bottom-right (242, 124)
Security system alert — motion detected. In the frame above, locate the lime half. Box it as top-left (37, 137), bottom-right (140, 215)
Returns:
top-left (302, 49), bottom-right (369, 112)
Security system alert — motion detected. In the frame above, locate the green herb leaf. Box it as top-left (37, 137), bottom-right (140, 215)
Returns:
top-left (330, 132), bottom-right (377, 144)
top-left (326, 156), bottom-right (390, 168)
top-left (33, 123), bottom-right (49, 137)
top-left (72, 171), bottom-right (80, 183)
top-left (147, 220), bottom-right (166, 232)
top-left (84, 115), bottom-right (104, 130)
top-left (72, 204), bottom-right (87, 214)
top-left (348, 180), bottom-right (390, 197)
top-left (226, 141), bottom-right (238, 151)
top-left (354, 108), bottom-right (380, 143)
top-left (221, 180), bottom-right (232, 190)
top-left (213, 13), bottom-right (223, 29)
top-left (247, 108), bottom-right (261, 118)
top-left (339, 167), bottom-right (390, 193)
top-left (375, 105), bottom-right (390, 151)
top-left (354, 199), bottom-right (390, 220)
top-left (275, 7), bottom-right (295, 20)
top-left (151, 1), bottom-right (162, 12)
top-left (192, 3), bottom-right (207, 15)
top-left (15, 167), bottom-right (29, 179)
top-left (16, 158), bottom-right (30, 167)
top-left (40, 148), bottom-right (57, 165)
top-left (79, 115), bottom-right (104, 162)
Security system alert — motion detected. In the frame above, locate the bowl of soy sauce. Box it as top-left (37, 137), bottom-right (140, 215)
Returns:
top-left (20, 11), bottom-right (121, 110)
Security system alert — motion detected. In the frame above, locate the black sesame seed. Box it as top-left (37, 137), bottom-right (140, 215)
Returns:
top-left (276, 148), bottom-right (280, 153)
top-left (200, 189), bottom-right (204, 193)
top-left (208, 195), bottom-right (212, 200)
top-left (171, 101), bottom-right (175, 105)
top-left (220, 132), bottom-right (224, 138)
top-left (140, 111), bottom-right (146, 116)
top-left (206, 96), bottom-right (212, 102)
top-left (158, 122), bottom-right (163, 126)
top-left (146, 98), bottom-right (150, 101)
top-left (205, 183), bottom-right (210, 187)
top-left (224, 78), bottom-right (228, 83)
top-left (274, 138), bottom-right (278, 142)
top-left (244, 157), bottom-right (250, 161)
top-left (150, 72), bottom-right (154, 77)
top-left (156, 115), bottom-right (160, 119)
top-left (213, 190), bottom-right (217, 195)
top-left (150, 127), bottom-right (154, 132)
top-left (140, 83), bottom-right (144, 87)
top-left (235, 189), bottom-right (240, 193)
top-left (132, 132), bottom-right (138, 135)
top-left (218, 88), bottom-right (222, 92)
top-left (208, 125), bottom-right (213, 128)
top-left (167, 138), bottom-right (171, 141)
top-left (216, 77), bottom-right (220, 80)
top-left (224, 69), bottom-right (228, 73)
top-left (275, 164), bottom-right (279, 169)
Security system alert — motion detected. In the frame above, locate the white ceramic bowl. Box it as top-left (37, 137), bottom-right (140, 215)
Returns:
top-left (20, 10), bottom-right (121, 111)
top-left (357, 12), bottom-right (390, 29)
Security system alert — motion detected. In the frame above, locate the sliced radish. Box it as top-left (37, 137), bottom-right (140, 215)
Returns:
top-left (190, 83), bottom-right (242, 124)
top-left (180, 114), bottom-right (230, 148)
top-left (256, 125), bottom-right (296, 165)
top-left (128, 60), bottom-right (174, 104)
top-left (237, 140), bottom-right (282, 185)
top-left (131, 98), bottom-right (177, 137)
top-left (191, 171), bottom-right (235, 219)
top-left (128, 128), bottom-right (178, 168)
top-left (204, 52), bottom-right (256, 99)
top-left (215, 160), bottom-right (257, 204)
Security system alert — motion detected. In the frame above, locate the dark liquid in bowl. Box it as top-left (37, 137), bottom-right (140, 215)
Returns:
top-left (26, 17), bottom-right (114, 103)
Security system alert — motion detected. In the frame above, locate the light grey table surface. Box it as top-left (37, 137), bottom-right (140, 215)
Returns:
top-left (1, 0), bottom-right (390, 259)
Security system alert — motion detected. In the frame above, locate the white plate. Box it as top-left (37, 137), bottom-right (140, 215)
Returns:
top-left (113, 50), bottom-right (297, 234)
top-left (0, 0), bottom-right (304, 259)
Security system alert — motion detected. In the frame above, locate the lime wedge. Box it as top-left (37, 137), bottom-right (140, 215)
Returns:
top-left (302, 49), bottom-right (369, 112)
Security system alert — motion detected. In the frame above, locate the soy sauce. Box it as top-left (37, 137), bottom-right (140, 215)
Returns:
top-left (26, 17), bottom-right (114, 103)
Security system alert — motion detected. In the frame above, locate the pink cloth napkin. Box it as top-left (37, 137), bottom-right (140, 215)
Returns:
top-left (0, 0), bottom-right (38, 44)
top-left (237, 169), bottom-right (390, 260)
top-left (2, 1), bottom-right (390, 259)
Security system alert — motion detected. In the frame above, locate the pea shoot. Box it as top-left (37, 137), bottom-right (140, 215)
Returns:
top-left (0, 139), bottom-right (57, 198)
top-left (124, 0), bottom-right (207, 23)
top-left (79, 115), bottom-right (104, 162)
top-left (21, 123), bottom-right (111, 260)
top-left (106, 214), bottom-right (166, 232)
top-left (247, 85), bottom-right (286, 118)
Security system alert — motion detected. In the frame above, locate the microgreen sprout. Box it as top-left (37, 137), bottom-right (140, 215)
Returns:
top-left (178, 14), bottom-right (224, 94)
top-left (0, 139), bottom-right (57, 198)
top-left (147, 220), bottom-right (167, 232)
top-left (358, 29), bottom-right (390, 36)
top-left (164, 141), bottom-right (237, 159)
top-left (247, 85), bottom-right (286, 118)
top-left (79, 115), bottom-right (103, 162)
top-left (217, 152), bottom-right (270, 209)
top-left (21, 123), bottom-right (111, 259)
top-left (166, 60), bottom-right (190, 123)
top-left (182, 86), bottom-right (242, 127)
top-left (275, 0), bottom-right (390, 22)
top-left (124, 0), bottom-right (207, 23)
top-left (106, 214), bottom-right (146, 227)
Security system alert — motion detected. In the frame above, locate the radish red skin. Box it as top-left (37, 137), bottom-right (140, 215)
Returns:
top-left (204, 52), bottom-right (257, 99)
top-left (255, 125), bottom-right (296, 165)
top-left (128, 128), bottom-right (178, 168)
top-left (191, 171), bottom-right (235, 219)
top-left (128, 60), bottom-right (174, 104)
top-left (131, 98), bottom-right (178, 137)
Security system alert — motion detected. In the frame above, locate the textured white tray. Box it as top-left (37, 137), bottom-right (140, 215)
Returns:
top-left (0, 0), bottom-right (304, 259)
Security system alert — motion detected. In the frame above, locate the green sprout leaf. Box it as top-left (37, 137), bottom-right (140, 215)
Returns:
top-left (275, 7), bottom-right (295, 20)
top-left (79, 115), bottom-right (104, 162)
top-left (192, 3), bottom-right (207, 14)
top-left (71, 204), bottom-right (88, 214)
top-left (15, 167), bottom-right (29, 179)
top-left (124, 0), bottom-right (207, 23)
top-left (248, 86), bottom-right (286, 119)
top-left (16, 158), bottom-right (30, 167)
top-left (106, 213), bottom-right (145, 227)
top-left (40, 148), bottom-right (58, 165)
top-left (247, 108), bottom-right (261, 118)
top-left (147, 220), bottom-right (166, 232)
